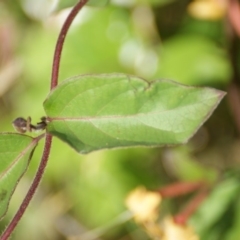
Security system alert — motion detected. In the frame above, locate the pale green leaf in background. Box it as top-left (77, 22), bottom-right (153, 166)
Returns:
top-left (87, 0), bottom-right (110, 7)
top-left (155, 35), bottom-right (231, 86)
top-left (225, 193), bottom-right (240, 240)
top-left (44, 73), bottom-right (225, 154)
top-left (143, 0), bottom-right (177, 6)
top-left (0, 133), bottom-right (38, 219)
top-left (56, 0), bottom-right (110, 10)
top-left (190, 177), bottom-right (240, 235)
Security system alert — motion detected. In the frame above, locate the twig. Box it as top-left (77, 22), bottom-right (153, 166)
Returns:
top-left (227, 0), bottom-right (240, 134)
top-left (173, 187), bottom-right (209, 225)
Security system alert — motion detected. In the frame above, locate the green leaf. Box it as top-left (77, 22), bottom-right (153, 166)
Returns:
top-left (190, 177), bottom-right (240, 234)
top-left (43, 73), bottom-right (225, 154)
top-left (225, 194), bottom-right (240, 240)
top-left (0, 133), bottom-right (38, 219)
top-left (142, 0), bottom-right (177, 6)
top-left (57, 0), bottom-right (109, 10)
top-left (155, 35), bottom-right (231, 86)
top-left (87, 0), bottom-right (110, 6)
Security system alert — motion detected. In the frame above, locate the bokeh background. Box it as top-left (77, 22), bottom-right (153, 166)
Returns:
top-left (0, 0), bottom-right (240, 239)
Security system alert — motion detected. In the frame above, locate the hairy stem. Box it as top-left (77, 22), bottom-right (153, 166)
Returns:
top-left (51, 0), bottom-right (89, 89)
top-left (0, 1), bottom-right (88, 239)
top-left (0, 134), bottom-right (52, 240)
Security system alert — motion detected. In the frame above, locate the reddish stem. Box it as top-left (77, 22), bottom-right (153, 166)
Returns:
top-left (0, 1), bottom-right (88, 239)
top-left (51, 0), bottom-right (89, 89)
top-left (227, 0), bottom-right (240, 37)
top-left (227, 0), bottom-right (240, 134)
top-left (0, 134), bottom-right (52, 240)
top-left (158, 181), bottom-right (205, 198)
top-left (173, 188), bottom-right (209, 225)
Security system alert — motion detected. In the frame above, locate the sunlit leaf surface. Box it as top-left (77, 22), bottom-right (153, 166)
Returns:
top-left (87, 0), bottom-right (110, 6)
top-left (44, 73), bottom-right (225, 154)
top-left (0, 133), bottom-right (38, 219)
top-left (57, 0), bottom-right (109, 10)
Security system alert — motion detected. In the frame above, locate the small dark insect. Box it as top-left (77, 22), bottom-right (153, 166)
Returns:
top-left (12, 116), bottom-right (47, 133)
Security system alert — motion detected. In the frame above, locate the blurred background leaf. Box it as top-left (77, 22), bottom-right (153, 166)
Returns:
top-left (57, 0), bottom-right (110, 11)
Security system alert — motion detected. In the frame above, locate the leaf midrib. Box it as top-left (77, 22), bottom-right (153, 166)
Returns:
top-left (0, 138), bottom-right (37, 181)
top-left (48, 97), bottom-right (215, 121)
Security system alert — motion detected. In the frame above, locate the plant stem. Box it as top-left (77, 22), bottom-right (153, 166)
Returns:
top-left (0, 134), bottom-right (52, 240)
top-left (158, 181), bottom-right (205, 198)
top-left (0, 1), bottom-right (88, 239)
top-left (51, 0), bottom-right (89, 89)
top-left (173, 188), bottom-right (209, 225)
top-left (227, 0), bottom-right (240, 134)
top-left (228, 0), bottom-right (240, 37)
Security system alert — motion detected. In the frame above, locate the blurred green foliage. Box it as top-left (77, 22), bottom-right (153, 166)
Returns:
top-left (0, 0), bottom-right (239, 239)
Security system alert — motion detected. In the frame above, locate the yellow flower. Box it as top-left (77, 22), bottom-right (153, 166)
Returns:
top-left (125, 186), bottom-right (161, 223)
top-left (188, 0), bottom-right (227, 20)
top-left (125, 187), bottom-right (200, 240)
top-left (161, 216), bottom-right (199, 240)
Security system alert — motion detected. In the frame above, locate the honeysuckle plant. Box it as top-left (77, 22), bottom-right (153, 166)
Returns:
top-left (0, 0), bottom-right (226, 239)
